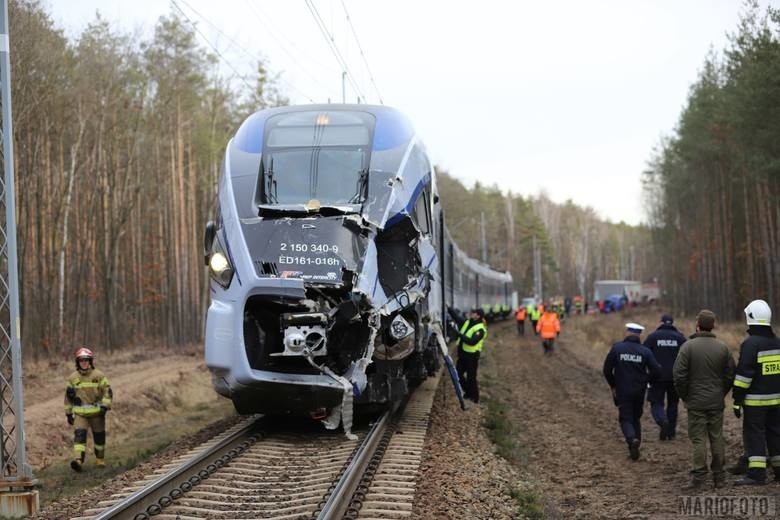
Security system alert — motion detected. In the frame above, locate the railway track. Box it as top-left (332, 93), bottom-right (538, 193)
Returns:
top-left (72, 373), bottom-right (439, 520)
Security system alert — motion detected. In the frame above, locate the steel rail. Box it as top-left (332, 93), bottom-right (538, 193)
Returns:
top-left (316, 411), bottom-right (390, 520)
top-left (91, 416), bottom-right (261, 520)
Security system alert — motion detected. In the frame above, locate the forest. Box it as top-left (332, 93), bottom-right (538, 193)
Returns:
top-left (5, 0), bottom-right (778, 357)
top-left (9, 0), bottom-right (285, 354)
top-left (642, 2), bottom-right (780, 320)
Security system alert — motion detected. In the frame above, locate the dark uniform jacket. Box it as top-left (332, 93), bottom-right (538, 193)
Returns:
top-left (672, 331), bottom-right (735, 410)
top-left (643, 324), bottom-right (686, 382)
top-left (732, 326), bottom-right (780, 407)
top-left (603, 336), bottom-right (662, 397)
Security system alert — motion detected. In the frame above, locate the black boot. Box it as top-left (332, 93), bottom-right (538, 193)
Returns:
top-left (734, 476), bottom-right (767, 486)
top-left (659, 422), bottom-right (669, 441)
top-left (628, 438), bottom-right (640, 461)
top-left (727, 456), bottom-right (748, 475)
top-left (681, 478), bottom-right (705, 491)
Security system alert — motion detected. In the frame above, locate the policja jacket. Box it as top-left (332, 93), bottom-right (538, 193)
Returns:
top-left (672, 331), bottom-right (735, 410)
top-left (643, 323), bottom-right (686, 382)
top-left (603, 335), bottom-right (662, 397)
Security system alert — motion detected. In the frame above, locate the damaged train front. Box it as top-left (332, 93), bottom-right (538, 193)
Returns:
top-left (203, 106), bottom-right (441, 436)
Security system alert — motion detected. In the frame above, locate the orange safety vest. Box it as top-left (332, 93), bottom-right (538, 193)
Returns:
top-left (515, 308), bottom-right (526, 321)
top-left (536, 311), bottom-right (561, 339)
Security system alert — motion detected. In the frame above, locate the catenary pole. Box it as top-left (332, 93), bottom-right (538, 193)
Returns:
top-left (0, 0), bottom-right (38, 515)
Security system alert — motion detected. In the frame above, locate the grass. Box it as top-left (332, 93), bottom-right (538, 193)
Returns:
top-left (479, 335), bottom-right (545, 519)
top-left (35, 398), bottom-right (234, 507)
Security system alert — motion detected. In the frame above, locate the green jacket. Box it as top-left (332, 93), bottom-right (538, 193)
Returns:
top-left (672, 332), bottom-right (735, 411)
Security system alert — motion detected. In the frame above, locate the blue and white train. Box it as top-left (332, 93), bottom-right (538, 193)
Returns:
top-left (203, 105), bottom-right (512, 435)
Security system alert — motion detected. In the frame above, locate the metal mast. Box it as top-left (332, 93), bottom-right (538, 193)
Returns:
top-left (0, 0), bottom-right (38, 514)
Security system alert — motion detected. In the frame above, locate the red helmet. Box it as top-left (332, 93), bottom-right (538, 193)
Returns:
top-left (74, 347), bottom-right (94, 360)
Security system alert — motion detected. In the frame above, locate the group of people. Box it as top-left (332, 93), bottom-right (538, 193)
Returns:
top-left (603, 299), bottom-right (780, 488)
top-left (516, 302), bottom-right (561, 355)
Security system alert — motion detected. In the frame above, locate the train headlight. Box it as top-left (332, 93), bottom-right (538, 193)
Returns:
top-left (208, 237), bottom-right (234, 288)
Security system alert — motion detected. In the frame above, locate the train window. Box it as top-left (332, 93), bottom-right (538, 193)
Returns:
top-left (266, 111), bottom-right (372, 147)
top-left (261, 110), bottom-right (375, 205)
top-left (265, 149), bottom-right (367, 205)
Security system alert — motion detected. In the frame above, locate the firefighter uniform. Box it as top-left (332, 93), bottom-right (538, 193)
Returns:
top-left (603, 323), bottom-right (661, 460)
top-left (643, 315), bottom-right (686, 439)
top-left (65, 348), bottom-right (112, 471)
top-left (455, 309), bottom-right (487, 403)
top-left (732, 323), bottom-right (780, 484)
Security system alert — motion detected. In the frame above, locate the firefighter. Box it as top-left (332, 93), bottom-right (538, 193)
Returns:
top-left (515, 306), bottom-right (527, 336)
top-left (603, 323), bottom-right (661, 461)
top-left (644, 314), bottom-right (687, 440)
top-left (732, 299), bottom-right (780, 486)
top-left (65, 347), bottom-right (112, 471)
top-left (536, 306), bottom-right (561, 355)
top-left (451, 308), bottom-right (488, 404)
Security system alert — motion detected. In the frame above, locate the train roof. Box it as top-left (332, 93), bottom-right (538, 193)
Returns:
top-left (233, 104), bottom-right (416, 154)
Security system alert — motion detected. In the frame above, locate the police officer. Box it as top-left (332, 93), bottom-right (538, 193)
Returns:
top-left (451, 308), bottom-right (488, 403)
top-left (644, 314), bottom-right (686, 440)
top-left (603, 323), bottom-right (662, 460)
top-left (65, 347), bottom-right (112, 471)
top-left (732, 299), bottom-right (780, 485)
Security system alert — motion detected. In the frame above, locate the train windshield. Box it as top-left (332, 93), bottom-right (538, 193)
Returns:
top-left (261, 110), bottom-right (374, 208)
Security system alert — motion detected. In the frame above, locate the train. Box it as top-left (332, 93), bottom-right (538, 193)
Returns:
top-left (203, 104), bottom-right (513, 436)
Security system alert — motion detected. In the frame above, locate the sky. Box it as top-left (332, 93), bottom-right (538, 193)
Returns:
top-left (44, 0), bottom-right (777, 225)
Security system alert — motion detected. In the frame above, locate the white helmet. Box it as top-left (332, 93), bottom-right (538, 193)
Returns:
top-left (744, 299), bottom-right (772, 326)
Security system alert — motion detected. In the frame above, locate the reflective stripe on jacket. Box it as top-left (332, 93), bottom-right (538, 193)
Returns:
top-left (459, 320), bottom-right (487, 353)
top-left (64, 368), bottom-right (112, 416)
top-left (733, 329), bottom-right (780, 407)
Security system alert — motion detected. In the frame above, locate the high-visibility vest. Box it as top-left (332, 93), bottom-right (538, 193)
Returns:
top-left (516, 308), bottom-right (526, 321)
top-left (536, 312), bottom-right (561, 339)
top-left (459, 320), bottom-right (487, 353)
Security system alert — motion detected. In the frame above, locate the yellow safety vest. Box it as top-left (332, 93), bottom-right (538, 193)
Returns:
top-left (459, 321), bottom-right (487, 354)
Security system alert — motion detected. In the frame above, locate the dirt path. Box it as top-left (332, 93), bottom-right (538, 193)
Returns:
top-left (490, 315), bottom-right (770, 519)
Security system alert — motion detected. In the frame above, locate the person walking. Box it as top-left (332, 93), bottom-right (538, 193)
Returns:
top-left (672, 310), bottom-right (735, 490)
top-left (64, 347), bottom-right (113, 471)
top-left (732, 299), bottom-right (780, 486)
top-left (603, 323), bottom-right (661, 461)
top-left (536, 306), bottom-right (561, 355)
top-left (644, 314), bottom-right (687, 440)
top-left (451, 308), bottom-right (488, 404)
top-left (515, 306), bottom-right (527, 336)
top-left (529, 304), bottom-right (541, 335)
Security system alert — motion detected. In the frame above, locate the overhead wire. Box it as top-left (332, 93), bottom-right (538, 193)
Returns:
top-left (339, 0), bottom-right (383, 105)
top-left (303, 0), bottom-right (367, 103)
top-left (171, 0), bottom-right (317, 103)
top-left (243, 0), bottom-right (338, 97)
top-left (170, 0), bottom-right (255, 93)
